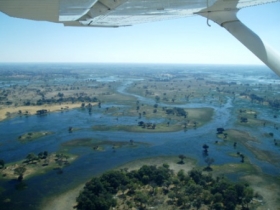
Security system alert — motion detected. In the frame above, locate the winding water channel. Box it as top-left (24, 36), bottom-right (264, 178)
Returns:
top-left (0, 79), bottom-right (279, 210)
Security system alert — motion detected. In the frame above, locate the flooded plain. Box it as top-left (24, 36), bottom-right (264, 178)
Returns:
top-left (0, 63), bottom-right (279, 209)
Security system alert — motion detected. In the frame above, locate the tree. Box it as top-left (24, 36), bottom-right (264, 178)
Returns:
top-left (213, 193), bottom-right (223, 203)
top-left (240, 117), bottom-right (248, 123)
top-left (188, 170), bottom-right (203, 185)
top-left (134, 191), bottom-right (149, 210)
top-left (43, 151), bottom-right (48, 157)
top-left (14, 166), bottom-right (26, 181)
top-left (119, 185), bottom-right (127, 197)
top-left (149, 181), bottom-right (157, 195)
top-left (178, 154), bottom-right (186, 164)
top-left (202, 144), bottom-right (209, 155)
top-left (216, 128), bottom-right (224, 134)
top-left (168, 191), bottom-right (176, 204)
top-left (223, 133), bottom-right (228, 139)
top-left (75, 177), bottom-right (117, 210)
top-left (0, 159), bottom-right (5, 168)
top-left (155, 96), bottom-right (160, 103)
top-left (212, 202), bottom-right (223, 210)
top-left (176, 193), bottom-right (186, 206)
top-left (192, 198), bottom-right (202, 210)
top-left (240, 154), bottom-right (245, 163)
top-left (38, 152), bottom-right (44, 159)
top-left (138, 121), bottom-right (145, 126)
top-left (26, 153), bottom-right (38, 164)
top-left (204, 157), bottom-right (214, 171)
top-left (57, 92), bottom-right (64, 98)
top-left (224, 188), bottom-right (238, 210)
top-left (243, 187), bottom-right (254, 208)
top-left (177, 169), bottom-right (185, 181)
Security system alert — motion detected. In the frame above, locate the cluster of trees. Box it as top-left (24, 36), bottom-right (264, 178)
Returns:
top-left (55, 153), bottom-right (70, 166)
top-left (240, 92), bottom-right (280, 109)
top-left (165, 107), bottom-right (187, 117)
top-left (249, 94), bottom-right (264, 104)
top-left (268, 99), bottom-right (280, 109)
top-left (216, 128), bottom-right (225, 134)
top-left (36, 109), bottom-right (48, 115)
top-left (13, 151), bottom-right (68, 181)
top-left (36, 96), bottom-right (99, 106)
top-left (138, 121), bottom-right (156, 129)
top-left (25, 151), bottom-right (48, 163)
top-left (76, 164), bottom-right (255, 210)
top-left (240, 117), bottom-right (248, 123)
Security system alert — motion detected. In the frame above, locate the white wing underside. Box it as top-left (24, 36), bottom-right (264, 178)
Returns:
top-left (61, 0), bottom-right (278, 27)
top-left (0, 0), bottom-right (278, 27)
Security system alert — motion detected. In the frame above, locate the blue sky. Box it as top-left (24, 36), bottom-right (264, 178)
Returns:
top-left (0, 2), bottom-right (279, 65)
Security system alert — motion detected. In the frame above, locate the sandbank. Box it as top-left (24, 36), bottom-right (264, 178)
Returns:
top-left (41, 184), bottom-right (83, 210)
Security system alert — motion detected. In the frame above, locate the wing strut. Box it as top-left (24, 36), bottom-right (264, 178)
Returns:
top-left (199, 11), bottom-right (280, 76)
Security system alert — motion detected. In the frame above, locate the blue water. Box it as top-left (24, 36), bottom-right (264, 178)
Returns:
top-left (0, 63), bottom-right (279, 210)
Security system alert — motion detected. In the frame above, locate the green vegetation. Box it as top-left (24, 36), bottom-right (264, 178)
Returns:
top-left (18, 131), bottom-right (53, 143)
top-left (0, 151), bottom-right (77, 181)
top-left (211, 162), bottom-right (258, 175)
top-left (92, 124), bottom-right (184, 133)
top-left (61, 138), bottom-right (147, 151)
top-left (91, 107), bottom-right (213, 133)
top-left (76, 164), bottom-right (257, 210)
top-left (236, 109), bottom-right (268, 127)
top-left (216, 129), bottom-right (280, 166)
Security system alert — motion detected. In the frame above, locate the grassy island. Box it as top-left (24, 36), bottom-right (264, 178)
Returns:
top-left (0, 152), bottom-right (77, 181)
top-left (93, 107), bottom-right (213, 132)
top-left (217, 129), bottom-right (280, 167)
top-left (61, 138), bottom-right (147, 152)
top-left (18, 131), bottom-right (53, 143)
top-left (236, 108), bottom-right (268, 127)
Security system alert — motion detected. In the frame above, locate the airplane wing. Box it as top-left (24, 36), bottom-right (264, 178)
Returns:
top-left (0, 0), bottom-right (280, 76)
top-left (62, 0), bottom-right (278, 27)
top-left (0, 0), bottom-right (277, 27)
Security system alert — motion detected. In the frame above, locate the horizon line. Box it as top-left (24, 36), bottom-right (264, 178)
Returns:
top-left (0, 62), bottom-right (266, 66)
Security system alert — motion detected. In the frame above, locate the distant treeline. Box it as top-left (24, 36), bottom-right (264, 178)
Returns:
top-left (240, 93), bottom-right (280, 109)
top-left (33, 96), bottom-right (99, 105)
